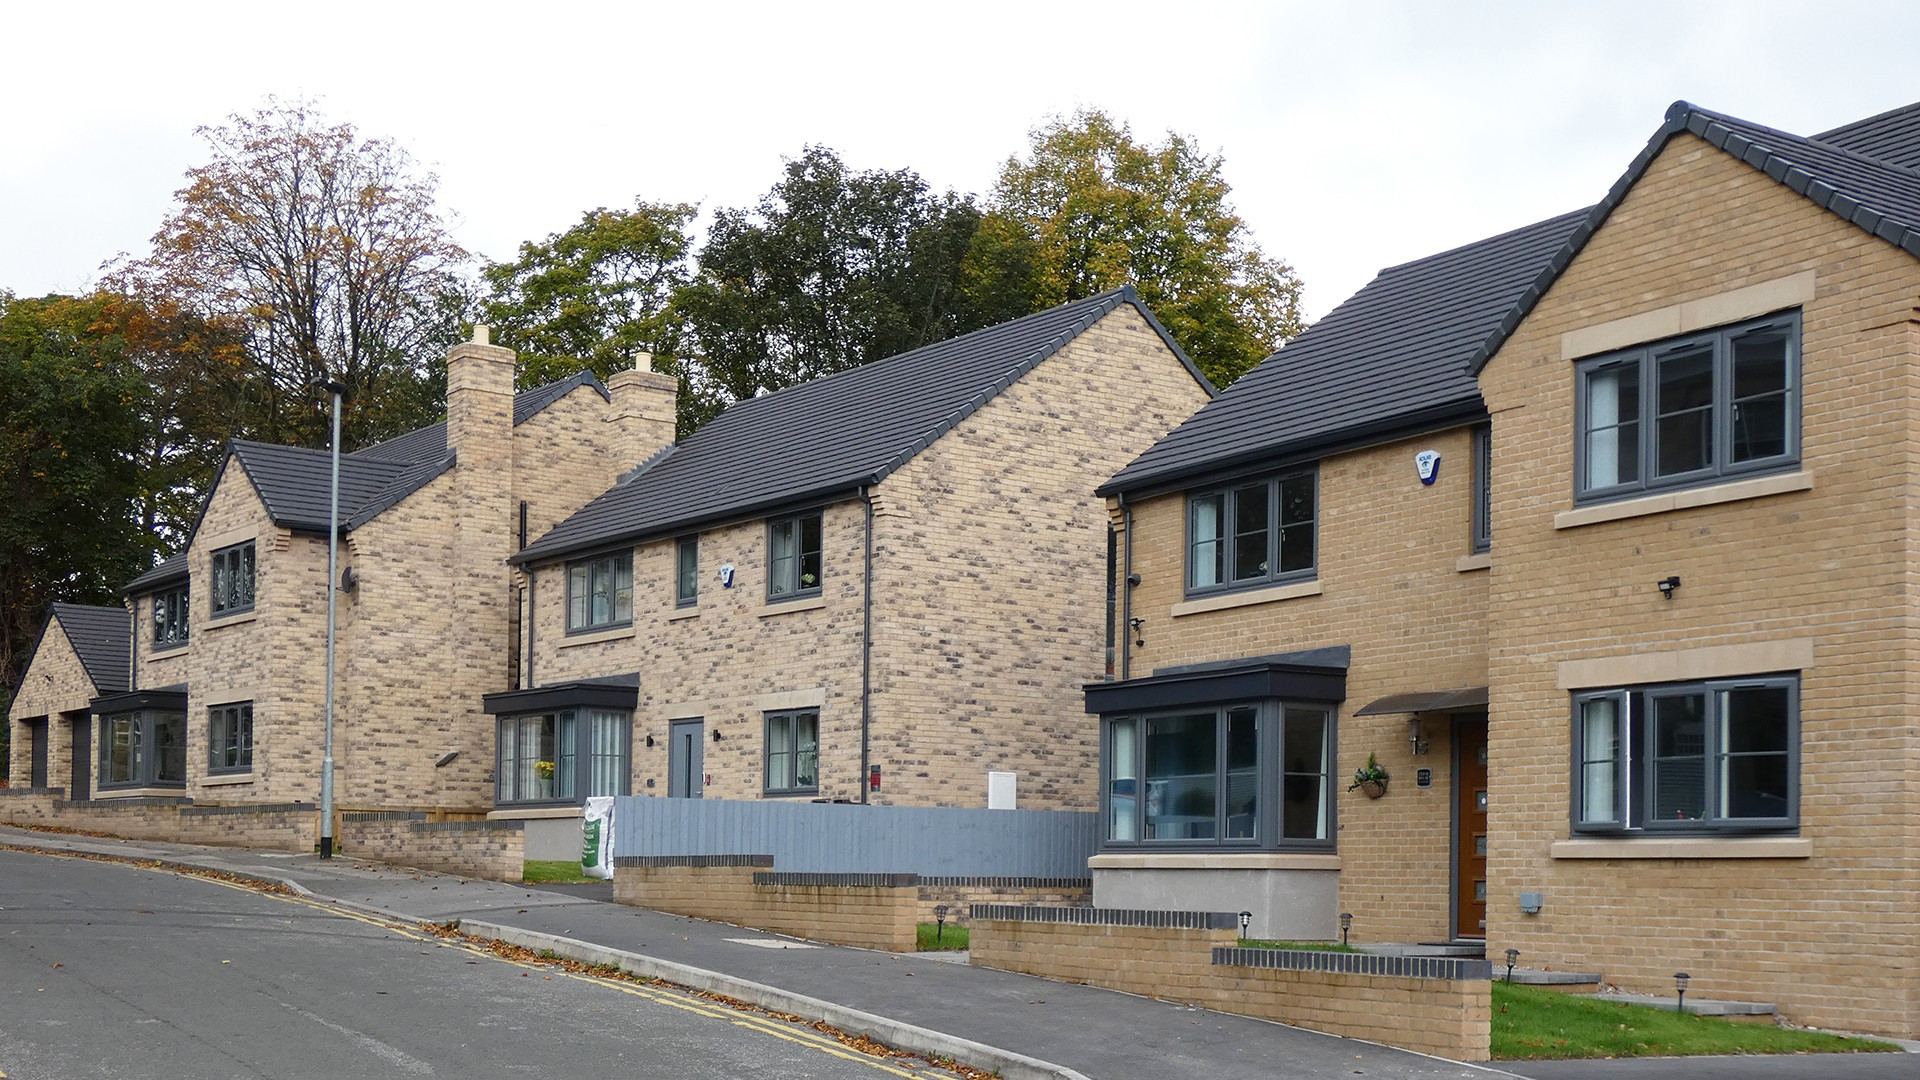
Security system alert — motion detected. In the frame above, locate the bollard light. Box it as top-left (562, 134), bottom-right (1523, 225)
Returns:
top-left (1504, 948), bottom-right (1519, 983)
top-left (1674, 971), bottom-right (1691, 1013)
top-left (1339, 912), bottom-right (1352, 947)
top-left (1238, 910), bottom-right (1252, 939)
top-left (934, 904), bottom-right (950, 945)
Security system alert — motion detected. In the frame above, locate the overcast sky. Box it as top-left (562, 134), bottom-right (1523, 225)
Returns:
top-left (5, 1), bottom-right (1918, 323)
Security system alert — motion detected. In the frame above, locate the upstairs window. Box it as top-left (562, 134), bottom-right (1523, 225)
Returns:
top-left (210, 541), bottom-right (255, 617)
top-left (566, 552), bottom-right (633, 632)
top-left (1576, 312), bottom-right (1799, 502)
top-left (153, 585), bottom-right (190, 649)
top-left (1187, 470), bottom-right (1316, 595)
top-left (676, 536), bottom-right (699, 608)
top-left (767, 511), bottom-right (823, 600)
top-left (1572, 676), bottom-right (1797, 834)
top-left (1471, 425), bottom-right (1492, 554)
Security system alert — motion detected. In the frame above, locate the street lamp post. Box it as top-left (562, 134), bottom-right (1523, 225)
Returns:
top-left (319, 379), bottom-right (347, 859)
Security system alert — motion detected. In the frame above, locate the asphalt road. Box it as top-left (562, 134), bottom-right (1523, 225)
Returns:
top-left (0, 850), bottom-right (947, 1080)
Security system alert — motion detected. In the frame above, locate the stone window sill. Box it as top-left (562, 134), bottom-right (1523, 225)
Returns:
top-left (205, 611), bottom-right (258, 631)
top-left (757, 596), bottom-right (827, 618)
top-left (1549, 837), bottom-right (1811, 860)
top-left (1088, 852), bottom-right (1340, 871)
top-left (487, 806), bottom-right (584, 821)
top-left (1456, 552), bottom-right (1491, 573)
top-left (1171, 579), bottom-right (1322, 618)
top-left (1554, 470), bottom-right (1812, 530)
top-left (93, 787), bottom-right (188, 800)
top-left (201, 773), bottom-right (255, 787)
top-left (559, 624), bottom-right (636, 648)
top-left (666, 608), bottom-right (700, 622)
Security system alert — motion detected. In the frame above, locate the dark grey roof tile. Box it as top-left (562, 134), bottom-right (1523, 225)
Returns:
top-left (49, 603), bottom-right (130, 694)
top-left (124, 552), bottom-right (188, 595)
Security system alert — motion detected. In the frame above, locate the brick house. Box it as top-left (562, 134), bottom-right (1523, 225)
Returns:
top-left (6, 331), bottom-right (675, 822)
top-left (6, 604), bottom-right (130, 794)
top-left (1087, 100), bottom-right (1920, 1038)
top-left (486, 289), bottom-right (1212, 847)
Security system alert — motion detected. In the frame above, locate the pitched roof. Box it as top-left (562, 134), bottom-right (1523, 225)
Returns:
top-left (47, 603), bottom-right (130, 695)
top-left (1101, 208), bottom-right (1588, 496)
top-left (1469, 99), bottom-right (1920, 376)
top-left (229, 440), bottom-right (456, 534)
top-left (123, 551), bottom-right (188, 596)
top-left (515, 288), bottom-right (1208, 564)
top-left (352, 369), bottom-right (610, 465)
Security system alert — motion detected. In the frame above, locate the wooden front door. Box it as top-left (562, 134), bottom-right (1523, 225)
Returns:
top-left (1454, 714), bottom-right (1489, 939)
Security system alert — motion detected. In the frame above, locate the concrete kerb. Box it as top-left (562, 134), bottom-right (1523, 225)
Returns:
top-left (462, 919), bottom-right (1093, 1080)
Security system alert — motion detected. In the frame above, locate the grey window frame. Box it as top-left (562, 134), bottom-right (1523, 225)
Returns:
top-left (207, 701), bottom-right (254, 774)
top-left (565, 551), bottom-right (633, 634)
top-left (209, 541), bottom-right (256, 617)
top-left (1570, 674), bottom-right (1799, 835)
top-left (153, 585), bottom-right (190, 650)
top-left (763, 708), bottom-right (820, 796)
top-left (766, 510), bottom-right (824, 601)
top-left (675, 535), bottom-right (699, 608)
top-left (1100, 700), bottom-right (1336, 853)
top-left (1471, 425), bottom-right (1492, 554)
top-left (1573, 312), bottom-right (1801, 504)
top-left (98, 709), bottom-right (187, 790)
top-left (494, 707), bottom-right (631, 807)
top-left (1184, 469), bottom-right (1318, 597)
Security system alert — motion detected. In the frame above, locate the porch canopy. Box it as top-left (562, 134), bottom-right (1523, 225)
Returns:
top-left (482, 674), bottom-right (639, 715)
top-left (1084, 646), bottom-right (1349, 714)
top-left (1352, 686), bottom-right (1488, 716)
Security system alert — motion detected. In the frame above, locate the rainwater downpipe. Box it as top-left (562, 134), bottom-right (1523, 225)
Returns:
top-left (1119, 492), bottom-right (1135, 682)
top-left (860, 486), bottom-right (875, 804)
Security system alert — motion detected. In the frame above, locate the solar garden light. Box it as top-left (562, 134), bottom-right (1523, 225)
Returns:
top-left (1674, 972), bottom-right (1691, 1013)
top-left (1238, 911), bottom-right (1252, 939)
top-left (1339, 912), bottom-right (1352, 947)
top-left (933, 904), bottom-right (950, 945)
top-left (1504, 948), bottom-right (1519, 983)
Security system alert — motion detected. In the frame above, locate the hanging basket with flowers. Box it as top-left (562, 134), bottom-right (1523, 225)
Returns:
top-left (1348, 752), bottom-right (1390, 799)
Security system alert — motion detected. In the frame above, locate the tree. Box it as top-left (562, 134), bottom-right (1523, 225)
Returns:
top-left (113, 98), bottom-right (471, 451)
top-left (0, 293), bottom-right (155, 750)
top-left (674, 147), bottom-right (988, 428)
top-left (973, 109), bottom-right (1304, 387)
top-left (481, 201), bottom-right (697, 389)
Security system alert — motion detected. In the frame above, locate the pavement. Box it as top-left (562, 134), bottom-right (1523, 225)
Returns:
top-left (2, 825), bottom-right (1912, 1080)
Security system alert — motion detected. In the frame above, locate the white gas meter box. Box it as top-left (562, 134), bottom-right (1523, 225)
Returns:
top-left (987, 771), bottom-right (1017, 810)
top-left (582, 796), bottom-right (616, 880)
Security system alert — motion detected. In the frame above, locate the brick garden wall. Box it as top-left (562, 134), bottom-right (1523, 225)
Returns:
top-left (1478, 132), bottom-right (1920, 1038)
top-left (339, 811), bottom-right (525, 882)
top-left (969, 905), bottom-right (1490, 1061)
top-left (0, 790), bottom-right (315, 852)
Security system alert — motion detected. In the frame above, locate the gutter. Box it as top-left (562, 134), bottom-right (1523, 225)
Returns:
top-left (860, 487), bottom-right (875, 804)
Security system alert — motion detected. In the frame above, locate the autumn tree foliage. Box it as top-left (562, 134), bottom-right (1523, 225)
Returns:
top-left (113, 99), bottom-right (470, 451)
top-left (972, 109), bottom-right (1304, 388)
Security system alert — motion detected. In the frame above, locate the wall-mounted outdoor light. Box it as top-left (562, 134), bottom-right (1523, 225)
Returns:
top-left (712, 729), bottom-right (724, 742)
top-left (1504, 948), bottom-right (1519, 983)
top-left (434, 751), bottom-right (459, 768)
top-left (1657, 575), bottom-right (1681, 600)
top-left (1674, 972), bottom-right (1691, 1013)
top-left (1339, 912), bottom-right (1352, 947)
top-left (645, 733), bottom-right (655, 748)
top-left (1129, 616), bottom-right (1145, 647)
top-left (1408, 717), bottom-right (1428, 756)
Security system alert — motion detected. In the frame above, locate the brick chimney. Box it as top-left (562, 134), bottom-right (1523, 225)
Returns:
top-left (444, 325), bottom-right (517, 694)
top-left (446, 324), bottom-right (516, 461)
top-left (605, 352), bottom-right (678, 465)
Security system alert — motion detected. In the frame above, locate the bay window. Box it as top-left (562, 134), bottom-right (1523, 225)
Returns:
top-left (496, 708), bottom-right (630, 805)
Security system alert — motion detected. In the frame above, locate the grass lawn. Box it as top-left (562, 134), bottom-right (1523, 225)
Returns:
top-left (523, 860), bottom-right (593, 884)
top-left (1236, 939), bottom-right (1360, 953)
top-left (1491, 981), bottom-right (1899, 1060)
top-left (916, 922), bottom-right (969, 951)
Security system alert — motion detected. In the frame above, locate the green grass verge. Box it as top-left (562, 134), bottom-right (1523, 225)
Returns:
top-left (1491, 981), bottom-right (1899, 1060)
top-left (523, 860), bottom-right (593, 884)
top-left (1236, 938), bottom-right (1360, 953)
top-left (916, 923), bottom-right (969, 951)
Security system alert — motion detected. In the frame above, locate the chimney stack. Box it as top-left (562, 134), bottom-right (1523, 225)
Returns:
top-left (606, 352), bottom-right (678, 465)
top-left (446, 324), bottom-right (516, 464)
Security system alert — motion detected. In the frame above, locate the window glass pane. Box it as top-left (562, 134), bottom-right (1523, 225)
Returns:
top-left (798, 514), bottom-right (822, 592)
top-left (612, 556), bottom-right (633, 623)
top-left (212, 556), bottom-right (229, 614)
top-left (1230, 485), bottom-right (1269, 582)
top-left (568, 565), bottom-right (588, 628)
top-left (588, 710), bottom-right (628, 798)
top-left (1584, 362), bottom-right (1640, 489)
top-left (497, 718), bottom-right (517, 802)
top-left (239, 545), bottom-right (255, 607)
top-left (1730, 328), bottom-right (1790, 463)
top-left (154, 713), bottom-right (186, 783)
top-left (554, 713), bottom-right (577, 801)
top-left (1650, 693), bottom-right (1706, 821)
top-left (1281, 706), bottom-right (1330, 840)
top-left (1655, 344), bottom-right (1715, 477)
top-left (1577, 697), bottom-right (1620, 824)
top-left (105, 715), bottom-right (135, 784)
top-left (1144, 712), bottom-right (1216, 840)
top-left (1277, 475), bottom-right (1315, 573)
top-left (769, 519), bottom-right (795, 596)
top-left (1188, 495), bottom-right (1223, 588)
top-left (794, 712), bottom-right (819, 788)
top-left (590, 558), bottom-right (613, 624)
top-left (677, 539), bottom-right (698, 604)
top-left (1107, 718), bottom-right (1138, 841)
top-left (767, 714), bottom-right (792, 790)
top-left (1472, 427), bottom-right (1492, 552)
top-left (1719, 686), bottom-right (1791, 819)
top-left (1224, 707), bottom-right (1258, 838)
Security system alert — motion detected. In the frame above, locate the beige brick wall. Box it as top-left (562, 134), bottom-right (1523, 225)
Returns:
top-left (1479, 133), bottom-right (1920, 1037)
top-left (1120, 423), bottom-right (1490, 942)
top-left (612, 862), bottom-right (918, 952)
top-left (340, 812), bottom-right (525, 882)
top-left (869, 305), bottom-right (1211, 810)
top-left (7, 613), bottom-right (102, 788)
top-left (513, 382), bottom-right (662, 549)
top-left (970, 918), bottom-right (1491, 1061)
top-left (0, 794), bottom-right (313, 852)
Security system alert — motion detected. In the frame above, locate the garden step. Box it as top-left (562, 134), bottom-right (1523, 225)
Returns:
top-left (1360, 942), bottom-right (1486, 958)
top-left (1506, 968), bottom-right (1603, 989)
top-left (1581, 991), bottom-right (1777, 1020)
